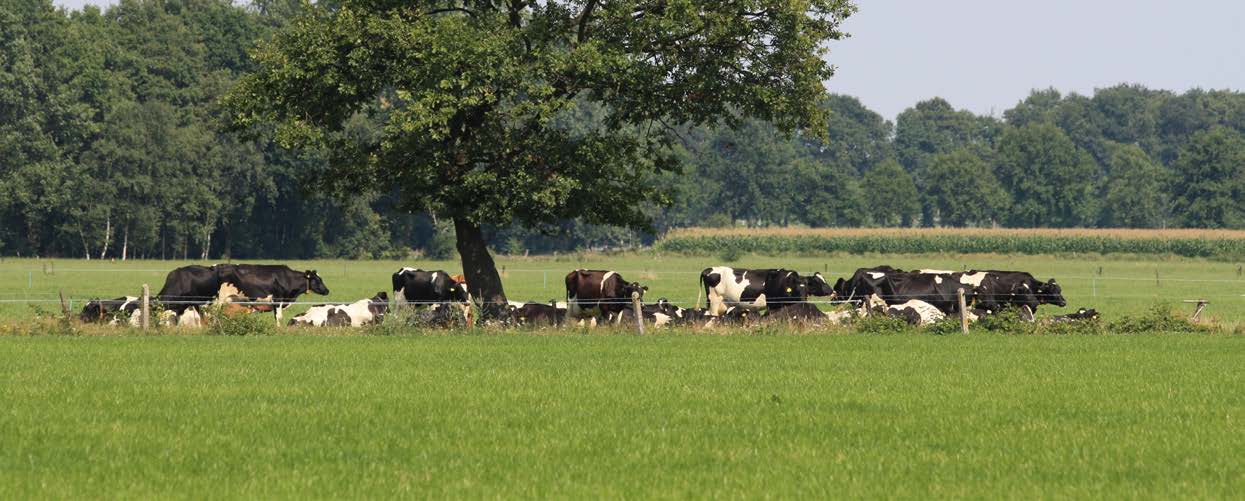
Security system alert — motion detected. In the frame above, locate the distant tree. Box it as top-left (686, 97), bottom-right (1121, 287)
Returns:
top-left (894, 98), bottom-right (997, 224)
top-left (1099, 142), bottom-right (1170, 228)
top-left (228, 0), bottom-right (856, 308)
top-left (798, 159), bottom-right (865, 227)
top-left (811, 94), bottom-right (894, 174)
top-left (922, 149), bottom-right (1008, 227)
top-left (859, 160), bottom-right (918, 226)
top-left (1171, 127), bottom-right (1245, 228)
top-left (1003, 88), bottom-right (1062, 128)
top-left (995, 123), bottom-right (1100, 227)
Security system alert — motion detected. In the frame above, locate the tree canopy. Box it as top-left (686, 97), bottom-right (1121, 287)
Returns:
top-left (6, 0), bottom-right (1245, 263)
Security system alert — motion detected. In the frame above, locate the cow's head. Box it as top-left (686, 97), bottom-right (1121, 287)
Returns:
top-left (622, 281), bottom-right (647, 300)
top-left (369, 292), bottom-right (390, 318)
top-left (1037, 279), bottom-right (1066, 307)
top-left (805, 273), bottom-right (835, 297)
top-left (305, 270), bottom-right (330, 295)
top-left (79, 300), bottom-right (107, 323)
top-left (449, 280), bottom-right (471, 303)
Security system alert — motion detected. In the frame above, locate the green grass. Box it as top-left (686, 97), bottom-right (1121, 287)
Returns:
top-left (2, 334), bottom-right (1244, 498)
top-left (1, 252), bottom-right (1242, 323)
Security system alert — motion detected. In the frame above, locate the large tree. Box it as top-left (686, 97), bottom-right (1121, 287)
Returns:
top-left (1171, 127), bottom-right (1245, 228)
top-left (227, 0), bottom-right (855, 311)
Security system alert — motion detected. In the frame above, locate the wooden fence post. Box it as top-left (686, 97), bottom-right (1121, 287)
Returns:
top-left (957, 288), bottom-right (969, 335)
top-left (631, 291), bottom-right (645, 336)
top-left (141, 284), bottom-right (150, 330)
top-left (58, 290), bottom-right (70, 324)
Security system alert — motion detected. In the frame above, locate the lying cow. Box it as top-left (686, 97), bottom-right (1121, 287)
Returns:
top-left (510, 301), bottom-right (567, 327)
top-left (884, 300), bottom-right (946, 326)
top-left (79, 297), bottom-right (142, 326)
top-left (565, 269), bottom-right (646, 324)
top-left (289, 292), bottom-right (389, 327)
top-left (700, 267), bottom-right (825, 316)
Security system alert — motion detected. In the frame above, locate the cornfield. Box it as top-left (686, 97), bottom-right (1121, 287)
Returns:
top-left (656, 227), bottom-right (1245, 259)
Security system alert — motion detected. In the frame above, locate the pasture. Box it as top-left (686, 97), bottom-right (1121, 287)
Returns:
top-left (2, 252), bottom-right (1244, 498)
top-left (0, 252), bottom-right (1242, 323)
top-left (2, 334), bottom-right (1244, 498)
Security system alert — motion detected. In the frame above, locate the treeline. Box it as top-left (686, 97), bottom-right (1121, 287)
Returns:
top-left (4, 1), bottom-right (1245, 260)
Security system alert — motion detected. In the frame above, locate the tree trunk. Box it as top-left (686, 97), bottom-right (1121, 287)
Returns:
top-left (121, 225), bottom-right (129, 261)
top-left (99, 215), bottom-right (111, 260)
top-left (454, 217), bottom-right (507, 315)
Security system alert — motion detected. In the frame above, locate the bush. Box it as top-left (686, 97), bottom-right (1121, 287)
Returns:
top-left (718, 246), bottom-right (744, 263)
top-left (852, 314), bottom-right (912, 334)
top-left (208, 309), bottom-right (277, 336)
top-left (1109, 303), bottom-right (1210, 334)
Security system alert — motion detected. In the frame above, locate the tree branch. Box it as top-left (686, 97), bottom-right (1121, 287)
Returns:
top-left (427, 7), bottom-right (476, 17)
top-left (576, 0), bottom-right (599, 44)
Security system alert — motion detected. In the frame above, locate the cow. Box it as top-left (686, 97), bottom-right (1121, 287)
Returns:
top-left (79, 297), bottom-right (141, 326)
top-left (511, 301), bottom-right (567, 327)
top-left (699, 267), bottom-right (815, 316)
top-left (392, 268), bottom-right (470, 306)
top-left (155, 265), bottom-right (221, 314)
top-left (156, 264), bottom-right (329, 321)
top-left (884, 299), bottom-right (946, 326)
top-left (214, 264), bottom-right (330, 321)
top-left (289, 292), bottom-right (389, 327)
top-left (886, 272), bottom-right (974, 314)
top-left (1050, 308), bottom-right (1099, 323)
top-left (972, 271), bottom-right (1066, 314)
top-left (614, 298), bottom-right (683, 327)
top-left (392, 268), bottom-right (472, 323)
top-left (832, 266), bottom-right (906, 304)
top-left (565, 269), bottom-right (646, 324)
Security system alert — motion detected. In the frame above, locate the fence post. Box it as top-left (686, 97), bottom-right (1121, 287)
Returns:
top-left (543, 271), bottom-right (547, 290)
top-left (58, 290), bottom-right (70, 323)
top-left (957, 288), bottom-right (969, 335)
top-left (141, 284), bottom-right (150, 330)
top-left (1091, 277), bottom-right (1096, 298)
top-left (1155, 269), bottom-right (1160, 287)
top-left (631, 291), bottom-right (645, 336)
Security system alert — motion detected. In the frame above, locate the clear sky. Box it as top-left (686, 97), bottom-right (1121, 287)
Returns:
top-left (53, 0), bottom-right (1245, 120)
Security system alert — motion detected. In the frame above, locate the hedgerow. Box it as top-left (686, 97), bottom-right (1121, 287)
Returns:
top-left (655, 234), bottom-right (1245, 259)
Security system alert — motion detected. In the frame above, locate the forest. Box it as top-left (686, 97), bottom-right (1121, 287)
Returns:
top-left (5, 0), bottom-right (1245, 259)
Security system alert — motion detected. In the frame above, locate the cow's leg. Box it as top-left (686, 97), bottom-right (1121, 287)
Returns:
top-left (708, 291), bottom-right (725, 317)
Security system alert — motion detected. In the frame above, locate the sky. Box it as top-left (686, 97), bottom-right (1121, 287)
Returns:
top-left (53, 0), bottom-right (1245, 120)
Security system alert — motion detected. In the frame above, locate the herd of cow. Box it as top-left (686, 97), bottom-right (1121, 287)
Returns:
top-left (77, 263), bottom-right (1087, 329)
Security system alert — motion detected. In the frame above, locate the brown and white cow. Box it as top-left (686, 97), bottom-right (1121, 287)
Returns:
top-left (564, 269), bottom-right (647, 325)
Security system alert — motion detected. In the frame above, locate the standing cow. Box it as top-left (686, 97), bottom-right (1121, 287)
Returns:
top-left (157, 264), bottom-right (329, 321)
top-left (565, 270), bottom-right (647, 324)
top-left (392, 268), bottom-right (472, 323)
top-left (699, 267), bottom-right (817, 316)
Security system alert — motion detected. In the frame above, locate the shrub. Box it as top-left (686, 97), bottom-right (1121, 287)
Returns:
top-left (1109, 303), bottom-right (1210, 334)
top-left (852, 314), bottom-right (911, 334)
top-left (208, 308), bottom-right (277, 336)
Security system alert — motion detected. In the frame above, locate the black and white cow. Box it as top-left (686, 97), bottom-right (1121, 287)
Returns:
top-left (289, 292), bottom-right (389, 327)
top-left (700, 267), bottom-right (820, 316)
top-left (832, 266), bottom-right (905, 303)
top-left (157, 264), bottom-right (329, 321)
top-left (392, 268), bottom-right (470, 306)
top-left (972, 271), bottom-right (1066, 314)
top-left (565, 269), bottom-right (647, 324)
top-left (79, 297), bottom-right (141, 326)
top-left (884, 299), bottom-right (946, 326)
top-left (886, 272), bottom-right (974, 314)
top-left (510, 301), bottom-right (567, 327)
top-left (155, 265), bottom-right (221, 314)
top-left (214, 264), bottom-right (330, 321)
top-left (613, 298), bottom-right (685, 327)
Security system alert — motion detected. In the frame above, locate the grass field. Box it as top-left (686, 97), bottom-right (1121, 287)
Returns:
top-left (2, 334), bottom-right (1244, 498)
top-left (2, 251), bottom-right (1243, 497)
top-left (1, 252), bottom-right (1242, 323)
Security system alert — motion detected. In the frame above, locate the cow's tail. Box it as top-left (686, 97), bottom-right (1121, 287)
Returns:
top-left (696, 275), bottom-right (704, 311)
